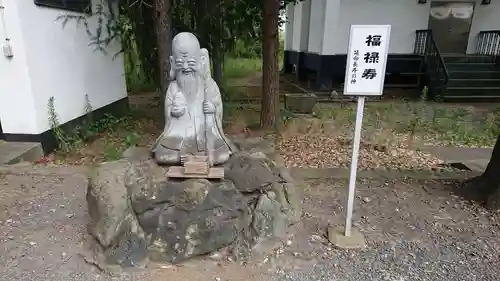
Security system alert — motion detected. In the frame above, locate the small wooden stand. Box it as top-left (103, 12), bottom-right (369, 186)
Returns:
top-left (166, 155), bottom-right (224, 179)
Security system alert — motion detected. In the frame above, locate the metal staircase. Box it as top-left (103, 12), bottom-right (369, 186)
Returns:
top-left (415, 30), bottom-right (500, 101)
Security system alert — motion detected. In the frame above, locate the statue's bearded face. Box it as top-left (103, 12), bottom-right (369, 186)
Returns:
top-left (171, 33), bottom-right (204, 98)
top-left (173, 52), bottom-right (199, 77)
top-left (171, 33), bottom-right (202, 78)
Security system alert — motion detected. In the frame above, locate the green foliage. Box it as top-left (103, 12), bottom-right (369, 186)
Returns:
top-left (280, 107), bottom-right (295, 122)
top-left (231, 38), bottom-right (262, 58)
top-left (84, 94), bottom-right (93, 114)
top-left (48, 96), bottom-right (134, 154)
top-left (57, 0), bottom-right (159, 90)
top-left (421, 86), bottom-right (429, 101)
top-left (220, 79), bottom-right (242, 103)
top-left (101, 130), bottom-right (141, 161)
top-left (124, 43), bottom-right (157, 92)
top-left (91, 113), bottom-right (122, 132)
top-left (103, 141), bottom-right (123, 161)
top-left (58, 0), bottom-right (296, 91)
top-left (279, 33), bottom-right (285, 66)
top-left (405, 87), bottom-right (431, 138)
top-left (48, 97), bottom-right (82, 154)
top-left (124, 132), bottom-right (140, 147)
top-left (223, 57), bottom-right (262, 78)
top-left (228, 32), bottom-right (284, 59)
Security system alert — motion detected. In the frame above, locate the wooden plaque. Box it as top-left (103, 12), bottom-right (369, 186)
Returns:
top-left (166, 166), bottom-right (224, 179)
top-left (166, 154), bottom-right (224, 179)
top-left (184, 161), bottom-right (209, 175)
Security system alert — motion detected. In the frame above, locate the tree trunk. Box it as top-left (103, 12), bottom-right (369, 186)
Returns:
top-left (153, 0), bottom-right (172, 97)
top-left (260, 0), bottom-right (281, 131)
top-left (483, 135), bottom-right (500, 179)
top-left (458, 135), bottom-right (500, 209)
top-left (208, 0), bottom-right (224, 89)
top-left (212, 44), bottom-right (223, 87)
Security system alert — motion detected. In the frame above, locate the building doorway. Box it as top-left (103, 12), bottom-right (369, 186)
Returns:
top-left (428, 1), bottom-right (475, 54)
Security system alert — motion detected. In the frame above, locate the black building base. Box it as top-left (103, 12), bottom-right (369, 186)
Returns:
top-left (283, 50), bottom-right (424, 90)
top-left (3, 97), bottom-right (129, 154)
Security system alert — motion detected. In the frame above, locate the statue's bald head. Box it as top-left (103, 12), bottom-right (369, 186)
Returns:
top-left (172, 32), bottom-right (201, 57)
top-left (170, 32), bottom-right (204, 79)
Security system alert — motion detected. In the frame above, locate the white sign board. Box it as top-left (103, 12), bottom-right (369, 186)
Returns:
top-left (343, 25), bottom-right (391, 96)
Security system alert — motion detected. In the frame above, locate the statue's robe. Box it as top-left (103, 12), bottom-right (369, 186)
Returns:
top-left (153, 76), bottom-right (233, 165)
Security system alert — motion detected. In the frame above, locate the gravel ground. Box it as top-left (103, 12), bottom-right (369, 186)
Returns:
top-left (270, 177), bottom-right (500, 281)
top-left (1, 169), bottom-right (499, 281)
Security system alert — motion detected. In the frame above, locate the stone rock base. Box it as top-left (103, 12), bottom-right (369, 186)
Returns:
top-left (86, 141), bottom-right (302, 270)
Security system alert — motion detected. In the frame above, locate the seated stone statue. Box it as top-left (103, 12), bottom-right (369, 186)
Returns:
top-left (152, 32), bottom-right (234, 166)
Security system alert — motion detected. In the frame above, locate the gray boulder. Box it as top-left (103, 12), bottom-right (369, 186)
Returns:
top-left (134, 178), bottom-right (251, 264)
top-left (86, 160), bottom-right (148, 267)
top-left (86, 139), bottom-right (302, 269)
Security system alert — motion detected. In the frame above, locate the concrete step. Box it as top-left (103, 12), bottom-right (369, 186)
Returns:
top-left (443, 55), bottom-right (496, 64)
top-left (421, 146), bottom-right (492, 173)
top-left (438, 87), bottom-right (500, 102)
top-left (448, 70), bottom-right (500, 79)
top-left (0, 141), bottom-right (43, 164)
top-left (447, 78), bottom-right (500, 88)
top-left (446, 62), bottom-right (497, 71)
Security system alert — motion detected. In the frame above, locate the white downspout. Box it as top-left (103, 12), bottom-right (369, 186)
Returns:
top-left (0, 0), bottom-right (13, 58)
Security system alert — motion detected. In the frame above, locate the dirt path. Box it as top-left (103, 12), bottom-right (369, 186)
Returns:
top-left (1, 168), bottom-right (499, 281)
top-left (0, 170), bottom-right (270, 281)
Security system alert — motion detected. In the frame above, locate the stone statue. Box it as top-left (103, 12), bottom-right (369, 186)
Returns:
top-left (153, 32), bottom-right (233, 167)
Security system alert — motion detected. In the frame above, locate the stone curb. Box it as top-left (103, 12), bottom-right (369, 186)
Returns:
top-left (0, 163), bottom-right (91, 177)
top-left (0, 164), bottom-right (480, 181)
top-left (289, 167), bottom-right (481, 181)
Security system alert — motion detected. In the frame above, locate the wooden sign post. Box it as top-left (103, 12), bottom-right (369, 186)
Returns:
top-left (329, 25), bottom-right (391, 249)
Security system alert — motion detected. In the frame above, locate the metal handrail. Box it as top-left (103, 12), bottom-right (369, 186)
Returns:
top-left (430, 30), bottom-right (449, 85)
top-left (415, 29), bottom-right (449, 94)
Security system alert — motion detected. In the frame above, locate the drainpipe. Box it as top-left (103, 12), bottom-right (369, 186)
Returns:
top-left (0, 0), bottom-right (13, 58)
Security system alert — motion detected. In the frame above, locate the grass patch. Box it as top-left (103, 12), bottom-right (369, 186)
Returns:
top-left (223, 57), bottom-right (262, 79)
top-left (313, 102), bottom-right (500, 147)
top-left (224, 103), bottom-right (262, 127)
top-left (48, 109), bottom-right (160, 165)
top-left (47, 98), bottom-right (499, 165)
top-left (125, 55), bottom-right (263, 93)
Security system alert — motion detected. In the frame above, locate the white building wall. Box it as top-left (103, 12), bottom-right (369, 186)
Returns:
top-left (284, 4), bottom-right (294, 51)
top-left (0, 0), bottom-right (127, 135)
top-left (308, 0), bottom-right (500, 56)
top-left (467, 1), bottom-right (500, 54)
top-left (307, 0), bottom-right (325, 53)
top-left (333, 0), bottom-right (429, 54)
top-left (0, 0), bottom-right (39, 134)
top-left (298, 0), bottom-right (311, 52)
top-left (320, 0), bottom-right (341, 55)
top-left (291, 1), bottom-right (303, 51)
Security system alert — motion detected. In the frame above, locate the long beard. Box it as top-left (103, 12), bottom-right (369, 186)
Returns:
top-left (177, 73), bottom-right (200, 102)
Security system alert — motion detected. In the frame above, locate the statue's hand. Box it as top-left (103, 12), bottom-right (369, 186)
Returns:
top-left (171, 105), bottom-right (186, 117)
top-left (203, 101), bottom-right (216, 114)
